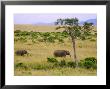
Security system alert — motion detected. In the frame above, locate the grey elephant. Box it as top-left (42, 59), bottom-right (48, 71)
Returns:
top-left (54, 50), bottom-right (71, 57)
top-left (15, 50), bottom-right (28, 56)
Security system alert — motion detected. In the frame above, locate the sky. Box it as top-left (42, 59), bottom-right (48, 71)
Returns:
top-left (14, 13), bottom-right (96, 24)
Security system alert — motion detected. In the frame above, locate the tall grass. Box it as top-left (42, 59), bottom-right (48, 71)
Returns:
top-left (14, 25), bottom-right (97, 76)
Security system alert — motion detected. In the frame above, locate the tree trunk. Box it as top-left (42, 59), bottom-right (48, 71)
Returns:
top-left (71, 36), bottom-right (78, 67)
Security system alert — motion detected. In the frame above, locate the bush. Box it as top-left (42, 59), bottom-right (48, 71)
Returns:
top-left (14, 30), bottom-right (21, 33)
top-left (84, 61), bottom-right (95, 69)
top-left (67, 61), bottom-right (76, 68)
top-left (79, 57), bottom-right (97, 69)
top-left (47, 57), bottom-right (58, 63)
top-left (15, 62), bottom-right (28, 70)
top-left (47, 37), bottom-right (55, 43)
top-left (19, 37), bottom-right (27, 42)
top-left (84, 57), bottom-right (97, 63)
top-left (14, 31), bottom-right (70, 43)
top-left (59, 60), bottom-right (66, 67)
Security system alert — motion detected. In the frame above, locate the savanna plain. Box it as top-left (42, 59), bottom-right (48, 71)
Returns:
top-left (14, 25), bottom-right (97, 76)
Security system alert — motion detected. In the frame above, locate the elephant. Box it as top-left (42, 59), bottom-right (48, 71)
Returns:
top-left (15, 50), bottom-right (28, 56)
top-left (53, 50), bottom-right (71, 57)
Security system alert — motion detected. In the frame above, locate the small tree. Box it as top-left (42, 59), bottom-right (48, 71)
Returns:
top-left (55, 18), bottom-right (93, 67)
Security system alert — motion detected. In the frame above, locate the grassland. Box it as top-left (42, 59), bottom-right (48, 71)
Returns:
top-left (14, 24), bottom-right (64, 32)
top-left (14, 25), bottom-right (97, 76)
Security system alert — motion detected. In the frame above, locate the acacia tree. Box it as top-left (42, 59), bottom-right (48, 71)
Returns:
top-left (55, 18), bottom-right (93, 67)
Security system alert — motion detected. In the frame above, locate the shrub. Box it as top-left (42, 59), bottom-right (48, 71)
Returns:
top-left (19, 37), bottom-right (27, 42)
top-left (78, 60), bottom-right (84, 67)
top-left (84, 57), bottom-right (97, 63)
top-left (67, 61), bottom-right (76, 68)
top-left (47, 37), bottom-right (55, 43)
top-left (47, 57), bottom-right (58, 63)
top-left (15, 62), bottom-right (28, 70)
top-left (14, 30), bottom-right (21, 33)
top-left (59, 60), bottom-right (66, 67)
top-left (84, 61), bottom-right (95, 69)
top-left (79, 57), bottom-right (97, 69)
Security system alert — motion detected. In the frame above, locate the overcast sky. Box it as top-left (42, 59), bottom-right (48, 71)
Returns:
top-left (14, 13), bottom-right (96, 24)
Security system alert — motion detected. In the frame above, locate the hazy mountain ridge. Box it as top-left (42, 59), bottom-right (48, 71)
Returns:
top-left (80, 19), bottom-right (97, 26)
top-left (32, 18), bottom-right (97, 26)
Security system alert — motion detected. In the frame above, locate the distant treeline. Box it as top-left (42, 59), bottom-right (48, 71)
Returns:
top-left (14, 30), bottom-right (96, 43)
